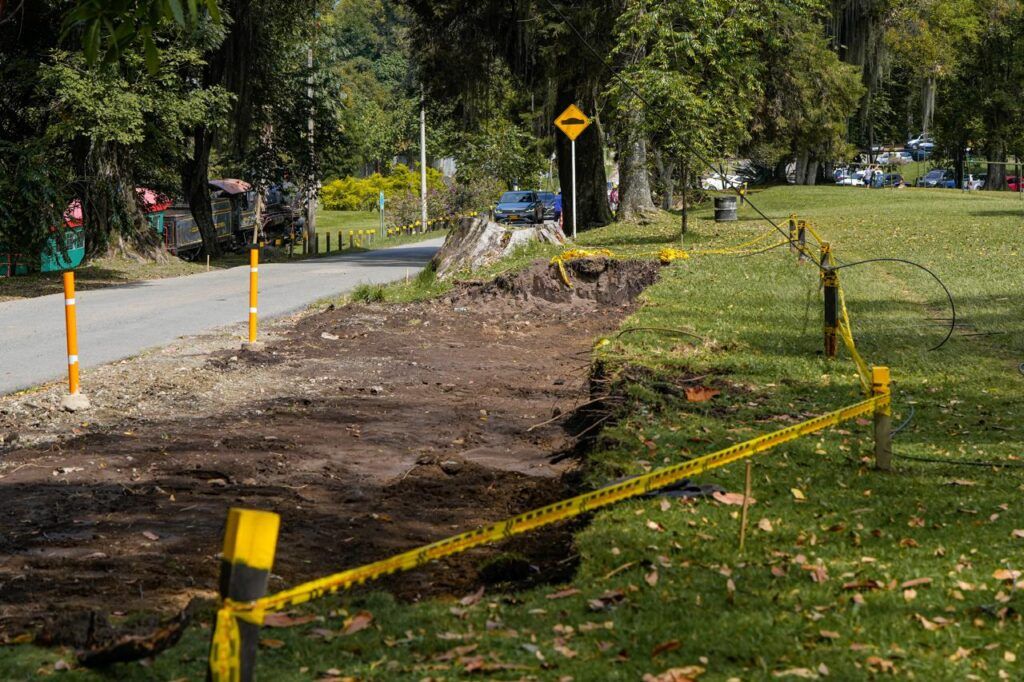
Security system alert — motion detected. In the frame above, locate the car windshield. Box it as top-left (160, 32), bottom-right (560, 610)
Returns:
top-left (925, 171), bottom-right (943, 179)
top-left (499, 192), bottom-right (533, 204)
top-left (537, 192), bottom-right (555, 202)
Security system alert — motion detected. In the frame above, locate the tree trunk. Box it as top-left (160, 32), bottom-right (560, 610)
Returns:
top-left (652, 148), bottom-right (676, 209)
top-left (953, 145), bottom-right (965, 189)
top-left (181, 125), bottom-right (221, 256)
top-left (795, 150), bottom-right (809, 185)
top-left (985, 140), bottom-right (1007, 191)
top-left (920, 76), bottom-right (936, 134)
top-left (556, 89), bottom-right (612, 233)
top-left (806, 159), bottom-right (819, 186)
top-left (680, 163), bottom-right (689, 238)
top-left (617, 108), bottom-right (656, 220)
top-left (774, 158), bottom-right (790, 184)
top-left (72, 138), bottom-right (165, 261)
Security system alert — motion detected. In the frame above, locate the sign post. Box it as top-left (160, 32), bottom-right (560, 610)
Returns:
top-left (378, 191), bottom-right (385, 239)
top-left (554, 104), bottom-right (592, 240)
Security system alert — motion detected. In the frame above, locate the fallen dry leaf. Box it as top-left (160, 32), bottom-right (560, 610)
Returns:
top-left (342, 611), bottom-right (373, 636)
top-left (546, 587), bottom-right (581, 600)
top-left (757, 518), bottom-right (774, 533)
top-left (263, 612), bottom-right (317, 628)
top-left (652, 639), bottom-right (681, 657)
top-left (259, 638), bottom-right (285, 649)
top-left (712, 491), bottom-right (754, 506)
top-left (900, 577), bottom-right (932, 589)
top-left (903, 588), bottom-right (917, 602)
top-left (684, 386), bottom-right (720, 402)
top-left (645, 569), bottom-right (659, 587)
top-left (790, 488), bottom-right (806, 501)
top-left (646, 520), bottom-right (666, 533)
top-left (141, 530), bottom-right (159, 541)
top-left (1011, 529), bottom-right (1024, 539)
top-left (993, 569), bottom-right (1022, 582)
top-left (642, 666), bottom-right (705, 682)
top-left (459, 586), bottom-right (485, 606)
top-left (948, 647), bottom-right (972, 662)
top-left (865, 656), bottom-right (895, 673)
top-left (772, 668), bottom-right (817, 679)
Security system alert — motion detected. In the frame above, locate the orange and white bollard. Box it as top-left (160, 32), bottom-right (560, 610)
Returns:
top-left (60, 272), bottom-right (89, 411)
top-left (243, 248), bottom-right (263, 351)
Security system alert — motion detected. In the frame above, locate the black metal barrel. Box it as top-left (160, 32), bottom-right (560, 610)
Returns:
top-left (714, 196), bottom-right (737, 222)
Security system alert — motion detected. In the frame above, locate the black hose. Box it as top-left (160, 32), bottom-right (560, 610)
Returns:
top-left (890, 404), bottom-right (915, 437)
top-left (830, 258), bottom-right (956, 351)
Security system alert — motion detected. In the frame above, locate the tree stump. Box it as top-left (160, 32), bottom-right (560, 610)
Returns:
top-left (431, 217), bottom-right (567, 278)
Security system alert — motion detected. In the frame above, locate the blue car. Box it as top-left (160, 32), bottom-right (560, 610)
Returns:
top-left (916, 169), bottom-right (956, 188)
top-left (493, 191), bottom-right (544, 225)
top-left (537, 191), bottom-right (558, 220)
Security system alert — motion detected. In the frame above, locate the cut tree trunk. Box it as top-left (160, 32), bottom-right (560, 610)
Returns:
top-left (431, 217), bottom-right (566, 278)
top-left (617, 108), bottom-right (657, 220)
top-left (680, 163), bottom-right (689, 238)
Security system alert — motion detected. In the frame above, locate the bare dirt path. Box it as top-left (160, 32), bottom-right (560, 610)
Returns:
top-left (0, 259), bottom-right (658, 643)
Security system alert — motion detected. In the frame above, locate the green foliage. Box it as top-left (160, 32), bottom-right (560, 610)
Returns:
top-left (457, 117), bottom-right (547, 190)
top-left (350, 282), bottom-right (386, 302)
top-left (0, 140), bottom-right (72, 273)
top-left (61, 0), bottom-right (221, 73)
top-left (320, 164), bottom-right (445, 211)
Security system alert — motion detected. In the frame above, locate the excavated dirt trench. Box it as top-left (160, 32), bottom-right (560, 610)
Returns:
top-left (0, 258), bottom-right (659, 647)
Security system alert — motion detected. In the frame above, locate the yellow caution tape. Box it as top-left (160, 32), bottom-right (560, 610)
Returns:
top-left (658, 247), bottom-right (690, 264)
top-left (218, 393), bottom-right (887, 621)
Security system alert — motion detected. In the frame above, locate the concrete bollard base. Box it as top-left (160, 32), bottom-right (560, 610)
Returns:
top-left (241, 341), bottom-right (266, 352)
top-left (60, 393), bottom-right (91, 412)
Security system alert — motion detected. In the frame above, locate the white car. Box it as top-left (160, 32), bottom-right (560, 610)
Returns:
top-left (702, 173), bottom-right (743, 191)
top-left (837, 171), bottom-right (867, 186)
top-left (877, 152), bottom-right (912, 165)
top-left (907, 133), bottom-right (934, 149)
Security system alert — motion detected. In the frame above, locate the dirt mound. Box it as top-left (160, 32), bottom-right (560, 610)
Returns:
top-left (454, 257), bottom-right (660, 307)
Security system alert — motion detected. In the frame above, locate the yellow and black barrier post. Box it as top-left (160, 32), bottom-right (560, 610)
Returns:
top-left (821, 242), bottom-right (838, 359)
top-left (208, 508), bottom-right (280, 682)
top-left (325, 232), bottom-right (331, 254)
top-left (872, 366), bottom-right (893, 470)
top-left (788, 214), bottom-right (797, 253)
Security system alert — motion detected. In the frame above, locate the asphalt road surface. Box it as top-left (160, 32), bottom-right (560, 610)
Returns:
top-left (0, 238), bottom-right (444, 396)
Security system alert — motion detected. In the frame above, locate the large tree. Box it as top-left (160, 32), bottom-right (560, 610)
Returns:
top-left (402, 0), bottom-right (616, 230)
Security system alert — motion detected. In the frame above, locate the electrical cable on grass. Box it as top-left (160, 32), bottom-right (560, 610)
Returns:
top-left (890, 404), bottom-right (915, 437)
top-left (830, 258), bottom-right (956, 351)
top-left (887, 399), bottom-right (1024, 468)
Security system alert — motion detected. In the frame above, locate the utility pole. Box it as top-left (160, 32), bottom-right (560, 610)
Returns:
top-left (420, 90), bottom-right (428, 232)
top-left (305, 45), bottom-right (317, 246)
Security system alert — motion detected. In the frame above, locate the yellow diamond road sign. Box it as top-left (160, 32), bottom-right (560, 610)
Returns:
top-left (555, 104), bottom-right (591, 141)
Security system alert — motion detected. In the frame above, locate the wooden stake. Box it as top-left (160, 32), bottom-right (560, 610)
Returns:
top-left (739, 460), bottom-right (752, 553)
top-left (206, 254), bottom-right (210, 272)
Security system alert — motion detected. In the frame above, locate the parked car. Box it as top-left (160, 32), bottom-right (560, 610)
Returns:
top-left (916, 169), bottom-right (956, 188)
top-left (965, 174), bottom-right (985, 190)
top-left (702, 172), bottom-right (742, 191)
top-left (907, 133), bottom-right (934, 149)
top-left (871, 172), bottom-right (905, 188)
top-left (877, 151), bottom-right (912, 165)
top-left (910, 145), bottom-right (934, 162)
top-left (1007, 176), bottom-right (1022, 192)
top-left (837, 170), bottom-right (867, 186)
top-left (536, 191), bottom-right (558, 220)
top-left (493, 190), bottom-right (544, 224)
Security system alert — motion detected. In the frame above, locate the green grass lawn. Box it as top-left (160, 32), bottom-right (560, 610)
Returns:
top-left (313, 209), bottom-right (449, 254)
top-left (5, 186), bottom-right (1024, 680)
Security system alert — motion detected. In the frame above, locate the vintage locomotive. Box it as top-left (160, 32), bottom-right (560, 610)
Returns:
top-left (163, 179), bottom-right (301, 259)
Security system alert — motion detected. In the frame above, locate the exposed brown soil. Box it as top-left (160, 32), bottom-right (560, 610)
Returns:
top-left (0, 258), bottom-right (659, 642)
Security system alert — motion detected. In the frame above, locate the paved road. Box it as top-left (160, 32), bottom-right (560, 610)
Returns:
top-left (0, 239), bottom-right (444, 395)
